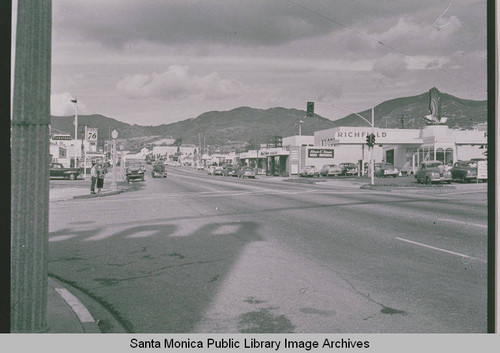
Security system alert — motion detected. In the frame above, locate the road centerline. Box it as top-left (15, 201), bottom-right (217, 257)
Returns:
top-left (395, 237), bottom-right (485, 263)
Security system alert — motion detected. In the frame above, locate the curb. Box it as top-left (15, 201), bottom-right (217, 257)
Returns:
top-left (48, 275), bottom-right (129, 333)
top-left (73, 182), bottom-right (142, 200)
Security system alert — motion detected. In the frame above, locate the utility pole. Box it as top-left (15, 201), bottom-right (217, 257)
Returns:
top-left (11, 0), bottom-right (52, 332)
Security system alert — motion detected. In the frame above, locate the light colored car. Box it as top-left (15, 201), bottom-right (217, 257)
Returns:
top-left (416, 160), bottom-right (452, 184)
top-left (320, 164), bottom-right (342, 177)
top-left (339, 162), bottom-right (358, 176)
top-left (299, 165), bottom-right (319, 177)
top-left (213, 166), bottom-right (223, 176)
top-left (206, 166), bottom-right (215, 175)
top-left (237, 166), bottom-right (256, 178)
top-left (374, 162), bottom-right (399, 177)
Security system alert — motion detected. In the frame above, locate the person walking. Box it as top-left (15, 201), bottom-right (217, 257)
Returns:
top-left (97, 161), bottom-right (106, 193)
top-left (90, 161), bottom-right (97, 194)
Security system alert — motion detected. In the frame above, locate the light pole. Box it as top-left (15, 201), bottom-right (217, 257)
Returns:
top-left (319, 102), bottom-right (375, 185)
top-left (71, 98), bottom-right (78, 168)
top-left (110, 129), bottom-right (118, 191)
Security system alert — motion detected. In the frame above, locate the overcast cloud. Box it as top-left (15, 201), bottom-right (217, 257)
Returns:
top-left (26, 0), bottom-right (488, 125)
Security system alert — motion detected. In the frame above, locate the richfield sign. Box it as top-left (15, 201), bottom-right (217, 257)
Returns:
top-left (331, 127), bottom-right (421, 144)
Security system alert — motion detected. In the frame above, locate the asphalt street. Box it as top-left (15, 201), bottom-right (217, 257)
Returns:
top-left (48, 166), bottom-right (488, 333)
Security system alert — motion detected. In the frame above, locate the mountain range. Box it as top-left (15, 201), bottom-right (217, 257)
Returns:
top-left (50, 88), bottom-right (487, 152)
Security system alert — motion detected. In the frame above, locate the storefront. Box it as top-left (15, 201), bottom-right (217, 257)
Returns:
top-left (309, 125), bottom-right (487, 175)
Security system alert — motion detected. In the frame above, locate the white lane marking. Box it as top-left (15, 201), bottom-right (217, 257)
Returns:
top-left (396, 237), bottom-right (486, 263)
top-left (438, 218), bottom-right (487, 229)
top-left (175, 178), bottom-right (221, 191)
top-left (54, 288), bottom-right (95, 323)
top-left (49, 235), bottom-right (77, 242)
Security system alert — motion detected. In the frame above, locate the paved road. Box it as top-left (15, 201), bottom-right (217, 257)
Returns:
top-left (48, 166), bottom-right (488, 333)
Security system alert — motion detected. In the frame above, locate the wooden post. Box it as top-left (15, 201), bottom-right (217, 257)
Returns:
top-left (11, 0), bottom-right (52, 333)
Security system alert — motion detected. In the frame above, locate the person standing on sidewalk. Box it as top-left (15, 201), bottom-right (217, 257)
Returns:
top-left (90, 161), bottom-right (97, 194)
top-left (97, 161), bottom-right (107, 193)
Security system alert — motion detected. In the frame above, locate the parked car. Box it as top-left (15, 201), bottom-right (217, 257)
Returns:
top-left (49, 162), bottom-right (83, 180)
top-left (126, 161), bottom-right (145, 183)
top-left (299, 165), bottom-right (319, 177)
top-left (213, 166), bottom-right (223, 176)
top-left (206, 166), bottom-right (215, 175)
top-left (450, 160), bottom-right (478, 183)
top-left (339, 162), bottom-right (358, 176)
top-left (415, 160), bottom-right (452, 184)
top-left (320, 164), bottom-right (342, 177)
top-left (374, 162), bottom-right (399, 177)
top-left (151, 163), bottom-right (167, 178)
top-left (237, 166), bottom-right (256, 178)
top-left (222, 165), bottom-right (238, 177)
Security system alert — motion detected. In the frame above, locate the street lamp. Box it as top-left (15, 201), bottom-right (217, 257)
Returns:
top-left (70, 98), bottom-right (78, 168)
top-left (110, 129), bottom-right (118, 191)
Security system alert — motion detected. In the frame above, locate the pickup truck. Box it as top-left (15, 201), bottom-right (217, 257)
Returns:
top-left (49, 162), bottom-right (83, 180)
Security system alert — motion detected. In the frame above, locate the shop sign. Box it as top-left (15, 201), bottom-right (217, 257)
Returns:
top-left (86, 128), bottom-right (98, 142)
top-left (477, 160), bottom-right (487, 180)
top-left (52, 134), bottom-right (72, 140)
top-left (308, 148), bottom-right (334, 158)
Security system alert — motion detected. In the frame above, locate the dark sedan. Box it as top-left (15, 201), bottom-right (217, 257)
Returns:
top-left (450, 160), bottom-right (478, 183)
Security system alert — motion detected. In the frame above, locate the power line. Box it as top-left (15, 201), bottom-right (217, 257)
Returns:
top-left (284, 0), bottom-right (486, 89)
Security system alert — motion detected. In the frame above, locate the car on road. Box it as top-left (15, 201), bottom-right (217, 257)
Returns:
top-left (320, 164), bottom-right (342, 177)
top-left (374, 162), bottom-right (399, 178)
top-left (213, 166), bottom-right (223, 176)
top-left (151, 163), bottom-right (167, 178)
top-left (206, 166), bottom-right (215, 175)
top-left (222, 165), bottom-right (238, 177)
top-left (126, 161), bottom-right (145, 183)
top-left (49, 162), bottom-right (83, 180)
top-left (415, 160), bottom-right (452, 184)
top-left (237, 166), bottom-right (256, 178)
top-left (339, 162), bottom-right (358, 176)
top-left (299, 165), bottom-right (320, 177)
top-left (450, 160), bottom-right (478, 183)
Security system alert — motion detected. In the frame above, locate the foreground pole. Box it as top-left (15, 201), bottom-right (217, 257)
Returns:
top-left (11, 0), bottom-right (52, 332)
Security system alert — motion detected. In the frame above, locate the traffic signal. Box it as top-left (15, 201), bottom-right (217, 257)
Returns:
top-left (366, 133), bottom-right (376, 147)
top-left (306, 101), bottom-right (314, 117)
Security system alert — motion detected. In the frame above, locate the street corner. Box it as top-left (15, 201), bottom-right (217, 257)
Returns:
top-left (47, 276), bottom-right (128, 333)
top-left (72, 180), bottom-right (142, 199)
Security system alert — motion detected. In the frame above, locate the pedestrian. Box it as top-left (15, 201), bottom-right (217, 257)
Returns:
top-left (90, 161), bottom-right (97, 194)
top-left (97, 161), bottom-right (106, 193)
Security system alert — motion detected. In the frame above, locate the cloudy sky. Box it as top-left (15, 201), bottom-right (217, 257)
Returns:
top-left (15, 0), bottom-right (488, 125)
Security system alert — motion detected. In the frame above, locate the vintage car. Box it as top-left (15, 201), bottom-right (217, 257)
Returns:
top-left (213, 166), bottom-right (223, 176)
top-left (49, 162), bottom-right (83, 180)
top-left (126, 161), bottom-right (145, 183)
top-left (222, 165), bottom-right (238, 177)
top-left (151, 163), bottom-right (167, 178)
top-left (339, 162), bottom-right (358, 176)
top-left (299, 165), bottom-right (320, 177)
top-left (416, 160), bottom-right (452, 184)
top-left (237, 166), bottom-right (256, 178)
top-left (450, 160), bottom-right (478, 183)
top-left (374, 162), bottom-right (399, 178)
top-left (320, 164), bottom-right (342, 177)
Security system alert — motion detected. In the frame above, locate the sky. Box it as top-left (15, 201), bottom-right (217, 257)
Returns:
top-left (14, 0), bottom-right (488, 125)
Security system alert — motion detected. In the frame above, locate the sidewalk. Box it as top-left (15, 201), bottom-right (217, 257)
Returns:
top-left (47, 178), bottom-right (134, 333)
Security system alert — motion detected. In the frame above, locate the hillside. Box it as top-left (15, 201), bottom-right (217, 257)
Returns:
top-left (50, 89), bottom-right (487, 151)
top-left (334, 89), bottom-right (487, 129)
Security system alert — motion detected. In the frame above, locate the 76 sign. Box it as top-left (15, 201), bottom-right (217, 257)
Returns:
top-left (86, 128), bottom-right (98, 142)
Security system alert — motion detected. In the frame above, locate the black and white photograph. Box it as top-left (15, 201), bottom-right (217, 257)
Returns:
top-left (10, 0), bottom-right (493, 340)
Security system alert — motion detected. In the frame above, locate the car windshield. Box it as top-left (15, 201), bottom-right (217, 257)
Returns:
top-left (425, 162), bottom-right (443, 168)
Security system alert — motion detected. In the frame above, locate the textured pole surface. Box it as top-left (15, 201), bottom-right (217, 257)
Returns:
top-left (11, 0), bottom-right (52, 333)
